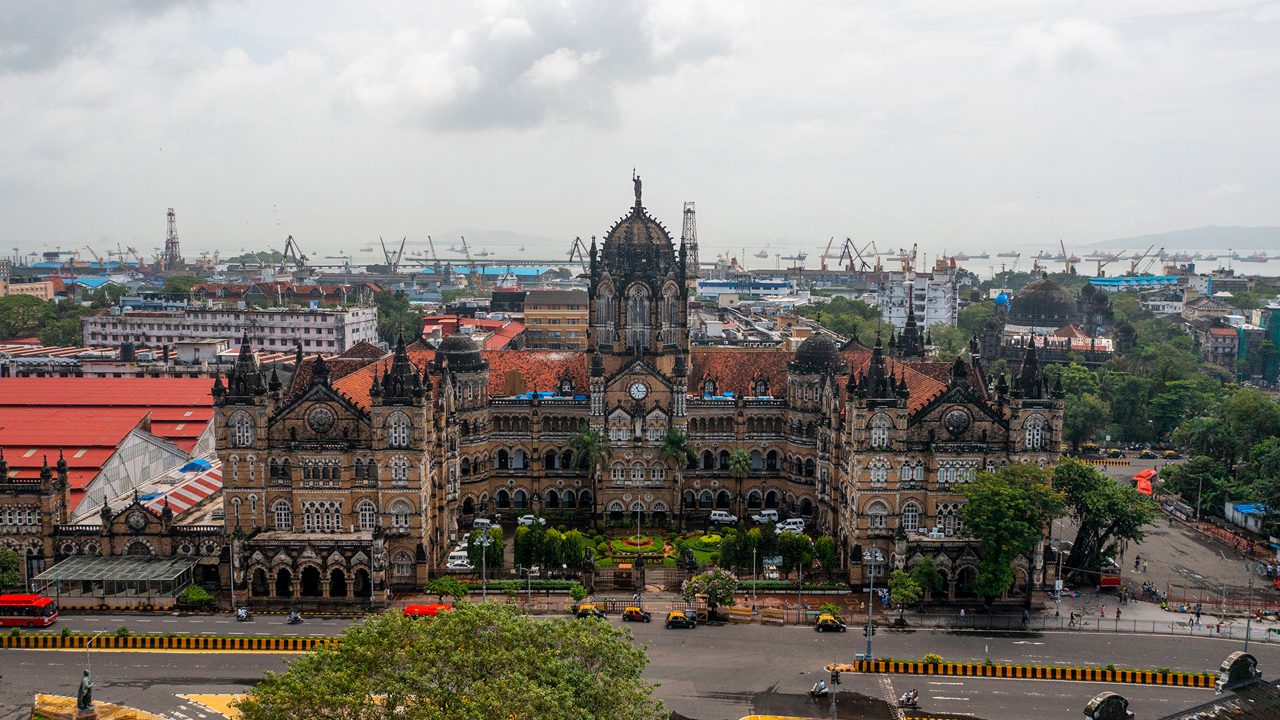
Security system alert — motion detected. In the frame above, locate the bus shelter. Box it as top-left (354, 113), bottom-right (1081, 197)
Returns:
top-left (33, 556), bottom-right (200, 608)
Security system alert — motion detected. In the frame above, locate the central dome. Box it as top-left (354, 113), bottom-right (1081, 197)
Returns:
top-left (792, 334), bottom-right (844, 374)
top-left (436, 333), bottom-right (485, 371)
top-left (598, 175), bottom-right (679, 278)
top-left (1008, 277), bottom-right (1077, 329)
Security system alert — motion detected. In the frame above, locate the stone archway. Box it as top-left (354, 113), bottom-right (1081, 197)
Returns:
top-left (955, 566), bottom-right (979, 598)
top-left (274, 568), bottom-right (293, 598)
top-left (353, 568), bottom-right (372, 598)
top-left (250, 568), bottom-right (269, 597)
top-left (329, 569), bottom-right (348, 598)
top-left (299, 566), bottom-right (323, 597)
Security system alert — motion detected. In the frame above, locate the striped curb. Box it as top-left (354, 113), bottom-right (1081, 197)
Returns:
top-left (827, 660), bottom-right (1214, 687)
top-left (1079, 458), bottom-right (1132, 467)
top-left (0, 634), bottom-right (337, 652)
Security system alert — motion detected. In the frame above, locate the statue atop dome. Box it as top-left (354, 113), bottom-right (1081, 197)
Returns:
top-left (632, 169), bottom-right (642, 208)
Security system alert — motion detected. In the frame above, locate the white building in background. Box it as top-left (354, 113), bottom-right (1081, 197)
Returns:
top-left (874, 261), bottom-right (959, 332)
top-left (82, 306), bottom-right (378, 353)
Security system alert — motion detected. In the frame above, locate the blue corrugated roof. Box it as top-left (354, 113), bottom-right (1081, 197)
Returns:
top-left (1234, 503), bottom-right (1268, 516)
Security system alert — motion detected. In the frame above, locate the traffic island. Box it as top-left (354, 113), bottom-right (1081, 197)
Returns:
top-left (2, 633), bottom-right (336, 652)
top-left (32, 694), bottom-right (166, 720)
top-left (827, 659), bottom-right (1216, 687)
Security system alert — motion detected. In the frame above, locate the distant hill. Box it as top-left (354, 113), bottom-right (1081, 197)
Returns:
top-left (1090, 225), bottom-right (1280, 250)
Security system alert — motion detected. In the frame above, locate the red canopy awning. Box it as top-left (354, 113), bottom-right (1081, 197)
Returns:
top-left (1133, 468), bottom-right (1157, 482)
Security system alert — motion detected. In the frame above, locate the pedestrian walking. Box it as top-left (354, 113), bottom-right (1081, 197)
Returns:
top-left (1116, 607), bottom-right (1121, 620)
top-left (1142, 560), bottom-right (1148, 574)
top-left (1101, 604), bottom-right (1106, 617)
top-left (960, 608), bottom-right (965, 618)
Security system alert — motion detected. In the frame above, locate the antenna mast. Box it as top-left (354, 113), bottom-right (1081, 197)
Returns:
top-left (163, 208), bottom-right (183, 271)
top-left (681, 202), bottom-right (699, 279)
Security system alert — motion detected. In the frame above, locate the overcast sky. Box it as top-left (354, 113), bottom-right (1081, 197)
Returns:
top-left (2, 0), bottom-right (1278, 265)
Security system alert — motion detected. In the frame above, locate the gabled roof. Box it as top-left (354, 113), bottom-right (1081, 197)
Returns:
top-left (485, 350), bottom-right (586, 396)
top-left (689, 348), bottom-right (792, 395)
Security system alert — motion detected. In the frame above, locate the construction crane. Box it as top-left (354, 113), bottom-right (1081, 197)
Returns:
top-left (1127, 244), bottom-right (1157, 276)
top-left (458, 235), bottom-right (482, 287)
top-left (820, 237), bottom-right (835, 271)
top-left (1094, 249), bottom-right (1125, 277)
top-left (278, 235), bottom-right (308, 274)
top-left (380, 235), bottom-right (406, 273)
top-left (567, 236), bottom-right (591, 272)
top-left (82, 246), bottom-right (104, 267)
top-left (1059, 239), bottom-right (1074, 274)
top-left (426, 235), bottom-right (442, 274)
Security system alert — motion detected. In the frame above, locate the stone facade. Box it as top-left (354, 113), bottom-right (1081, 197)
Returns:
top-left (212, 180), bottom-right (1064, 606)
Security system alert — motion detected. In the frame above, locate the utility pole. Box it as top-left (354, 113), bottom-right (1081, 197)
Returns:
top-left (1245, 575), bottom-right (1253, 651)
top-left (865, 568), bottom-right (876, 660)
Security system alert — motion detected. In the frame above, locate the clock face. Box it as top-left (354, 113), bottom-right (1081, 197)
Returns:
top-left (944, 409), bottom-right (971, 436)
top-left (629, 382), bottom-right (648, 400)
top-left (127, 510), bottom-right (147, 531)
top-left (308, 406), bottom-right (336, 434)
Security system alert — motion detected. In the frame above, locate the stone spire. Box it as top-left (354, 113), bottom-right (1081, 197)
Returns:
top-left (226, 332), bottom-right (263, 400)
top-left (898, 301), bottom-right (925, 358)
top-left (310, 354), bottom-right (331, 387)
top-left (863, 332), bottom-right (895, 400)
top-left (380, 333), bottom-right (421, 403)
top-left (0, 448), bottom-right (7, 482)
top-left (1015, 337), bottom-right (1044, 399)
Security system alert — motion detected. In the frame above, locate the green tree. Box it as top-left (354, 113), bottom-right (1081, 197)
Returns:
top-left (658, 428), bottom-right (694, 527)
top-left (957, 302), bottom-right (995, 335)
top-left (569, 426), bottom-right (609, 518)
top-left (0, 547), bottom-right (21, 591)
top-left (1220, 389), bottom-right (1280, 455)
top-left (235, 604), bottom-right (664, 720)
top-left (1057, 363), bottom-right (1100, 397)
top-left (681, 567), bottom-right (739, 612)
top-left (1160, 456), bottom-right (1240, 520)
top-left (424, 576), bottom-right (468, 602)
top-left (1173, 417), bottom-right (1238, 466)
top-left (569, 582), bottom-right (588, 602)
top-left (38, 317), bottom-right (83, 346)
top-left (813, 536), bottom-right (837, 572)
top-left (373, 290), bottom-right (423, 344)
top-left (960, 464), bottom-right (1064, 607)
top-left (1064, 393), bottom-right (1110, 452)
top-left (513, 525), bottom-right (542, 568)
top-left (887, 569), bottom-right (923, 618)
top-left (1052, 459), bottom-right (1158, 585)
top-left (160, 274), bottom-right (202, 296)
top-left (467, 527), bottom-right (503, 570)
top-left (910, 557), bottom-right (945, 597)
top-left (0, 295), bottom-right (55, 339)
top-left (797, 296), bottom-right (882, 340)
top-left (777, 531), bottom-right (814, 576)
top-left (1099, 371), bottom-right (1151, 442)
top-left (89, 284), bottom-right (127, 309)
top-left (928, 323), bottom-right (969, 360)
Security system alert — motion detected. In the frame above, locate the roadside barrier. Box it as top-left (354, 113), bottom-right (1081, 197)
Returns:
top-left (829, 659), bottom-right (1214, 687)
top-left (727, 607), bottom-right (753, 624)
top-left (761, 608), bottom-right (786, 625)
top-left (1080, 458), bottom-right (1131, 467)
top-left (0, 633), bottom-right (337, 652)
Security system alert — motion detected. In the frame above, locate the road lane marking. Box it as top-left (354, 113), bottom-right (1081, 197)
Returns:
top-left (933, 696), bottom-right (969, 701)
top-left (927, 681), bottom-right (964, 685)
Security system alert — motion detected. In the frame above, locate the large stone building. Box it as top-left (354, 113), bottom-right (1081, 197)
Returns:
top-left (215, 180), bottom-right (1063, 606)
top-left (83, 305), bottom-right (378, 354)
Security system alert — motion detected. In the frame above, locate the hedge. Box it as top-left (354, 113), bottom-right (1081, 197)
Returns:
top-left (739, 580), bottom-right (848, 591)
top-left (463, 579), bottom-right (580, 592)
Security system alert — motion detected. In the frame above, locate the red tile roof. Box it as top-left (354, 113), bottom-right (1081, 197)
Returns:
top-left (0, 407), bottom-right (151, 506)
top-left (841, 348), bottom-right (952, 414)
top-left (689, 348), bottom-right (793, 396)
top-left (485, 350), bottom-right (586, 396)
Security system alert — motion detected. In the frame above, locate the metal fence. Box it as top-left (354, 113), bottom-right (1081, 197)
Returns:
top-left (905, 612), bottom-right (1280, 642)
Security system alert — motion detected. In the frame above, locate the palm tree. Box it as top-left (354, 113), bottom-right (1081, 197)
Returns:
top-left (658, 428), bottom-right (695, 530)
top-left (569, 425), bottom-right (609, 522)
top-left (728, 449), bottom-right (752, 521)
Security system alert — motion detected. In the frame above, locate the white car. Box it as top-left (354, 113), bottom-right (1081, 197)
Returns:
top-left (446, 559), bottom-right (474, 571)
top-left (774, 519), bottom-right (806, 535)
top-left (472, 518), bottom-right (494, 530)
top-left (750, 509), bottom-right (779, 524)
top-left (708, 510), bottom-right (737, 525)
top-left (517, 514), bottom-right (547, 527)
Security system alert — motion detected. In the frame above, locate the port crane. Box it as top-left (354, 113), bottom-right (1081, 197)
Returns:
top-left (1093, 249), bottom-right (1124, 277)
top-left (278, 235), bottom-right (309, 274)
top-left (380, 236), bottom-right (406, 273)
top-left (1059, 239), bottom-right (1074, 274)
top-left (1127, 244), bottom-right (1159, 276)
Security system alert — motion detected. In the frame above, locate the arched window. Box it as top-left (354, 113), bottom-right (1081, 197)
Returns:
top-left (803, 458), bottom-right (816, 477)
top-left (869, 414), bottom-right (891, 449)
top-left (366, 462), bottom-right (378, 481)
top-left (754, 377), bottom-right (769, 397)
top-left (765, 450), bottom-right (779, 471)
top-left (611, 464), bottom-right (626, 483)
top-left (496, 489), bottom-right (511, 509)
top-left (512, 449), bottom-right (526, 470)
top-left (718, 450), bottom-right (730, 470)
top-left (660, 286), bottom-right (680, 346)
top-left (700, 450), bottom-right (714, 470)
top-left (631, 464), bottom-right (645, 484)
top-left (650, 465), bottom-right (665, 482)
top-left (750, 450), bottom-right (763, 470)
top-left (387, 412), bottom-right (411, 449)
top-left (544, 450), bottom-right (558, 470)
top-left (698, 490), bottom-right (713, 509)
top-left (229, 412), bottom-right (254, 447)
top-left (392, 551), bottom-right (414, 578)
top-left (357, 500), bottom-right (377, 530)
top-left (626, 285), bottom-right (651, 350)
top-left (273, 500), bottom-right (292, 531)
top-left (595, 285), bottom-right (616, 345)
top-left (869, 458), bottom-right (890, 486)
top-left (867, 500), bottom-right (889, 530)
top-left (353, 459), bottom-right (364, 479)
top-left (1025, 415), bottom-right (1047, 450)
top-left (389, 499), bottom-right (413, 528)
top-left (545, 489), bottom-right (560, 508)
top-left (901, 501), bottom-right (921, 532)
top-left (563, 489), bottom-right (577, 508)
top-left (513, 489), bottom-right (528, 509)
top-left (496, 449), bottom-right (510, 470)
top-left (390, 457), bottom-right (410, 483)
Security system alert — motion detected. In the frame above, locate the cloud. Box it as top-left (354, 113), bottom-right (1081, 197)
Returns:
top-left (0, 0), bottom-right (205, 73)
top-left (332, 0), bottom-right (747, 130)
top-left (1007, 19), bottom-right (1124, 75)
top-left (1204, 182), bottom-right (1245, 200)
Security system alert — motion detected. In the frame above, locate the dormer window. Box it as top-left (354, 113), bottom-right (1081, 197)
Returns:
top-left (703, 378), bottom-right (717, 396)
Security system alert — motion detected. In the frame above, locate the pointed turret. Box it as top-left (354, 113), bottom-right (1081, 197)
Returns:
top-left (866, 332), bottom-right (895, 400)
top-left (39, 455), bottom-right (51, 484)
top-left (268, 367), bottom-right (282, 394)
top-left (310, 354), bottom-right (331, 387)
top-left (0, 448), bottom-right (7, 482)
top-left (225, 332), bottom-right (263, 401)
top-left (949, 357), bottom-right (969, 389)
top-left (211, 372), bottom-right (225, 403)
top-left (380, 333), bottom-right (420, 404)
top-left (898, 302), bottom-right (925, 358)
top-left (1014, 337), bottom-right (1044, 399)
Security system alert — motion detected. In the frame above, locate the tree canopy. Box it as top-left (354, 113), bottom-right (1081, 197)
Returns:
top-left (1052, 459), bottom-right (1158, 584)
top-left (234, 604), bottom-right (665, 720)
top-left (960, 463), bottom-right (1064, 604)
top-left (682, 567), bottom-right (738, 610)
top-left (0, 547), bottom-right (21, 591)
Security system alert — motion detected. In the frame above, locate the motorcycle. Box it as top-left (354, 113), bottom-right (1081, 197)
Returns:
top-left (235, 608), bottom-right (252, 622)
top-left (897, 691), bottom-right (919, 709)
top-left (809, 681), bottom-right (829, 699)
top-left (286, 612), bottom-right (303, 625)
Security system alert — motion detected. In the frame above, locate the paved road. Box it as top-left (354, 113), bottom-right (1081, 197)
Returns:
top-left (6, 619), bottom-right (1276, 720)
top-left (29, 612), bottom-right (355, 638)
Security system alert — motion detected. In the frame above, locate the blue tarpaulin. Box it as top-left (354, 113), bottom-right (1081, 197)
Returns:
top-left (179, 459), bottom-right (213, 472)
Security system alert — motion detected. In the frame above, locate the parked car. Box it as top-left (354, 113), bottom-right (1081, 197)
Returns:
top-left (472, 518), bottom-right (494, 530)
top-left (446, 559), bottom-right (473, 571)
top-left (1107, 449), bottom-right (1126, 458)
top-left (446, 550), bottom-right (470, 565)
top-left (1139, 450), bottom-right (1159, 459)
top-left (775, 518), bottom-right (806, 535)
top-left (814, 614), bottom-right (847, 632)
top-left (575, 603), bottom-right (606, 619)
top-left (665, 610), bottom-right (696, 629)
top-left (1162, 450), bottom-right (1182, 459)
top-left (750, 509), bottom-right (779, 524)
top-left (517, 514), bottom-right (546, 527)
top-left (709, 510), bottom-right (737, 525)
top-left (622, 606), bottom-right (652, 623)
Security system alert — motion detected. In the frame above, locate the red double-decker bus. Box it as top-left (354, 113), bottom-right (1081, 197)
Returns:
top-left (0, 594), bottom-right (58, 627)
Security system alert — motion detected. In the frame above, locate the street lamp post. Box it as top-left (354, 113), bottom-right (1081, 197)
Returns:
top-left (865, 565), bottom-right (875, 661)
top-left (752, 548), bottom-right (757, 607)
top-left (479, 531), bottom-right (494, 601)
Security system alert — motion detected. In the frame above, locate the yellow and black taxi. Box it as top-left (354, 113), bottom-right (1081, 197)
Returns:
top-left (1162, 450), bottom-right (1182, 459)
top-left (665, 610), bottom-right (696, 629)
top-left (622, 606), bottom-right (652, 623)
top-left (814, 613), bottom-right (847, 632)
top-left (574, 603), bottom-right (606, 619)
